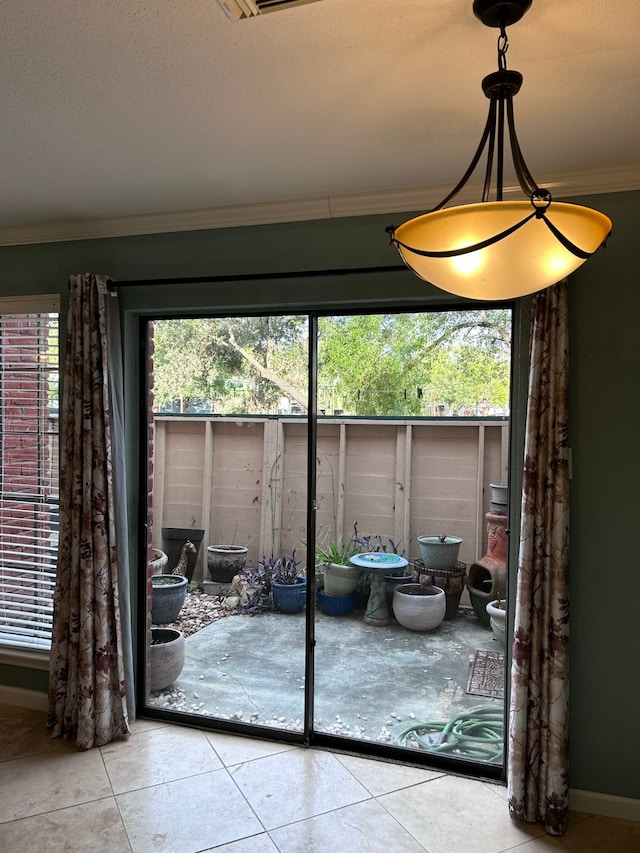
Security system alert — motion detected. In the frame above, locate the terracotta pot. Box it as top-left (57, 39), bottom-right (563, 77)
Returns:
top-left (413, 559), bottom-right (467, 620)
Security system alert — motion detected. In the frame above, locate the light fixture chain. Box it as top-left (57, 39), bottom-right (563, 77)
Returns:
top-left (497, 27), bottom-right (508, 71)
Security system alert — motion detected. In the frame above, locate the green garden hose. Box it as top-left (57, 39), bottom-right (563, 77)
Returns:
top-left (396, 705), bottom-right (504, 763)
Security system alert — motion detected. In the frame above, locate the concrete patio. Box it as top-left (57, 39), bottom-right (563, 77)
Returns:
top-left (148, 602), bottom-right (506, 762)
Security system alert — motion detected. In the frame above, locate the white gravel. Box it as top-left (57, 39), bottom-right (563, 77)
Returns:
top-left (162, 587), bottom-right (236, 637)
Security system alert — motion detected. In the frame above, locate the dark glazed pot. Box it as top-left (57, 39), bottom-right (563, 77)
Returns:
top-left (207, 544), bottom-right (248, 582)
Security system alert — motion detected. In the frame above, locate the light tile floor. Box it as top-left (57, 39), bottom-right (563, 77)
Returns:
top-left (1, 704), bottom-right (638, 853)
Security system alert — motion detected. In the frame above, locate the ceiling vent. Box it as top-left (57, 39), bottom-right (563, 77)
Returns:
top-left (217, 0), bottom-right (321, 20)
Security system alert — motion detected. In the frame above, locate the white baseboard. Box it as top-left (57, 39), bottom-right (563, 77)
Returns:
top-left (0, 685), bottom-right (48, 712)
top-left (570, 788), bottom-right (640, 822)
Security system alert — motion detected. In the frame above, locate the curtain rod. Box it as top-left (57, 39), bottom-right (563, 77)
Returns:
top-left (107, 264), bottom-right (408, 290)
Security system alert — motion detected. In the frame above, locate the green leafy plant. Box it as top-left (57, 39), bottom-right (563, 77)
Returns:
top-left (315, 521), bottom-right (363, 566)
top-left (315, 537), bottom-right (360, 567)
top-left (316, 522), bottom-right (407, 569)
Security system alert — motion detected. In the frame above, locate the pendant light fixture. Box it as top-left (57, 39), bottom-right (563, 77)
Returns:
top-left (386, 0), bottom-right (612, 300)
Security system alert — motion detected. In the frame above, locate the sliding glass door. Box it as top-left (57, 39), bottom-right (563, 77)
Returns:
top-left (313, 311), bottom-right (510, 768)
top-left (144, 314), bottom-right (309, 736)
top-left (140, 306), bottom-right (512, 772)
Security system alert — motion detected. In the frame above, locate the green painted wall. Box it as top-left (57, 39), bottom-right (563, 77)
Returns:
top-left (0, 191), bottom-right (638, 800)
top-left (565, 189), bottom-right (640, 799)
top-left (0, 664), bottom-right (48, 693)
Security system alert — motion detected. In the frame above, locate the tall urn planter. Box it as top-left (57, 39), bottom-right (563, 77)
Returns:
top-left (161, 527), bottom-right (204, 582)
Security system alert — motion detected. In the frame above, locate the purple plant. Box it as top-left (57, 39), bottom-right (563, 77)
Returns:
top-left (353, 521), bottom-right (405, 557)
top-left (258, 550), bottom-right (303, 585)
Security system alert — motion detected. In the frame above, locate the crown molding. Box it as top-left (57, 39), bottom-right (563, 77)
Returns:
top-left (0, 165), bottom-right (637, 248)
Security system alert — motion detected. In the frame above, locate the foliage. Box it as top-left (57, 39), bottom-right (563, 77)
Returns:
top-left (231, 553), bottom-right (305, 614)
top-left (318, 310), bottom-right (511, 416)
top-left (152, 316), bottom-right (308, 414)
top-left (258, 550), bottom-right (303, 585)
top-left (315, 537), bottom-right (360, 567)
top-left (151, 575), bottom-right (183, 586)
top-left (315, 522), bottom-right (405, 566)
top-left (228, 565), bottom-right (268, 614)
top-left (151, 309), bottom-right (511, 417)
top-left (354, 532), bottom-right (404, 556)
top-left (151, 319), bottom-right (225, 411)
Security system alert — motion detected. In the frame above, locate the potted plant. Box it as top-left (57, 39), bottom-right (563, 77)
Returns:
top-left (151, 574), bottom-right (188, 624)
top-left (149, 627), bottom-right (185, 692)
top-left (231, 562), bottom-right (273, 613)
top-left (262, 550), bottom-right (307, 614)
top-left (486, 594), bottom-right (506, 647)
top-left (393, 583), bottom-right (446, 631)
top-left (315, 527), bottom-right (362, 596)
top-left (207, 543), bottom-right (248, 583)
top-left (417, 533), bottom-right (463, 570)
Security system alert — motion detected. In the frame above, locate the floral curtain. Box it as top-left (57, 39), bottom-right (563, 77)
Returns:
top-left (48, 274), bottom-right (131, 750)
top-left (508, 282), bottom-right (571, 835)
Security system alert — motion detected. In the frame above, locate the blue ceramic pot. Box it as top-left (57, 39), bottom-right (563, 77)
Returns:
top-left (151, 574), bottom-right (188, 624)
top-left (272, 578), bottom-right (306, 613)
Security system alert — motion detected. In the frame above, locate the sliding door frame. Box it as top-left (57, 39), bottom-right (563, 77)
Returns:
top-left (131, 291), bottom-right (521, 784)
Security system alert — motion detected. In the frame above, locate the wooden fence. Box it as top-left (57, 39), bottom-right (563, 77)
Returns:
top-left (152, 415), bottom-right (509, 582)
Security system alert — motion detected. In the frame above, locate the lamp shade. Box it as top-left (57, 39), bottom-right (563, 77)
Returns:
top-left (393, 201), bottom-right (612, 300)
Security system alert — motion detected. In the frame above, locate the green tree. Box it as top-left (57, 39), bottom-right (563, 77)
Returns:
top-left (151, 309), bottom-right (511, 416)
top-left (318, 310), bottom-right (510, 416)
top-left (152, 316), bottom-right (308, 413)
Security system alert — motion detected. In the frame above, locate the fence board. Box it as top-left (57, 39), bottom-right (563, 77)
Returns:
top-left (152, 416), bottom-right (508, 573)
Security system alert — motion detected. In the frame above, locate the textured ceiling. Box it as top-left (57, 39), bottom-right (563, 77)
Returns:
top-left (0, 0), bottom-right (639, 244)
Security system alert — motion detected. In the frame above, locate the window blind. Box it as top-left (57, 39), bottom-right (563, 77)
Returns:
top-left (0, 312), bottom-right (59, 650)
